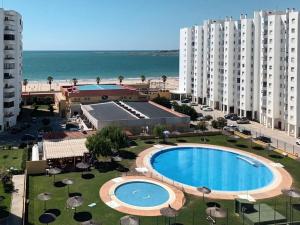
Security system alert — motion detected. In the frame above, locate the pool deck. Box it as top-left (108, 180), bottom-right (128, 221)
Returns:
top-left (99, 176), bottom-right (185, 216)
top-left (136, 143), bottom-right (293, 200)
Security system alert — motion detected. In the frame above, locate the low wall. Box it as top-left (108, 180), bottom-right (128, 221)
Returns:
top-left (26, 160), bottom-right (48, 175)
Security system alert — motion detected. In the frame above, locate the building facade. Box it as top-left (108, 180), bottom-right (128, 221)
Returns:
top-left (0, 9), bottom-right (23, 131)
top-left (179, 9), bottom-right (300, 137)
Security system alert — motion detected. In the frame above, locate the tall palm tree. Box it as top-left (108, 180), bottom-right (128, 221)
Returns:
top-left (72, 78), bottom-right (78, 86)
top-left (23, 79), bottom-right (28, 92)
top-left (161, 75), bottom-right (167, 90)
top-left (47, 76), bottom-right (54, 91)
top-left (118, 75), bottom-right (124, 84)
top-left (140, 75), bottom-right (146, 83)
top-left (96, 76), bottom-right (101, 85)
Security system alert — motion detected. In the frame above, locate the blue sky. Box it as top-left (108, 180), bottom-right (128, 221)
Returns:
top-left (5, 0), bottom-right (300, 50)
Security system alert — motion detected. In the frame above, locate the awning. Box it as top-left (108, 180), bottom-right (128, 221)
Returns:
top-left (43, 138), bottom-right (89, 160)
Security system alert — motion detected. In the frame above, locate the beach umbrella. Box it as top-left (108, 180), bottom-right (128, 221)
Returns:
top-left (62, 178), bottom-right (74, 195)
top-left (206, 207), bottom-right (227, 218)
top-left (81, 220), bottom-right (102, 225)
top-left (160, 206), bottom-right (178, 225)
top-left (39, 213), bottom-right (56, 224)
top-left (76, 162), bottom-right (90, 175)
top-left (66, 196), bottom-right (83, 213)
top-left (48, 167), bottom-right (62, 184)
top-left (120, 215), bottom-right (139, 225)
top-left (37, 192), bottom-right (52, 210)
top-left (197, 186), bottom-right (211, 201)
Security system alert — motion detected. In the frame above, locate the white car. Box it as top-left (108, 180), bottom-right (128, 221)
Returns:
top-left (296, 139), bottom-right (300, 145)
top-left (201, 105), bottom-right (209, 110)
top-left (203, 107), bottom-right (213, 111)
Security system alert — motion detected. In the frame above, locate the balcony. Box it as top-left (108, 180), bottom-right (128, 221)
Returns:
top-left (4, 85), bottom-right (15, 92)
top-left (4, 94), bottom-right (15, 102)
top-left (4, 113), bottom-right (15, 118)
top-left (4, 73), bottom-right (15, 80)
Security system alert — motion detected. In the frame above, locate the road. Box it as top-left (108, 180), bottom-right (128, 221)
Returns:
top-left (192, 104), bottom-right (300, 156)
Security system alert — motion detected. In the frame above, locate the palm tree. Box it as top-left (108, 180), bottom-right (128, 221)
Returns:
top-left (118, 75), bottom-right (124, 84)
top-left (47, 76), bottom-right (54, 91)
top-left (140, 75), bottom-right (146, 83)
top-left (161, 75), bottom-right (167, 90)
top-left (23, 79), bottom-right (28, 92)
top-left (72, 78), bottom-right (78, 86)
top-left (96, 76), bottom-right (101, 85)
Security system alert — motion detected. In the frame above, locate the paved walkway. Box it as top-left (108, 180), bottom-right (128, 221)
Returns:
top-left (7, 175), bottom-right (25, 225)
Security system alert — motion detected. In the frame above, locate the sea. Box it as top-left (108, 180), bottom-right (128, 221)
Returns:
top-left (23, 50), bottom-right (179, 81)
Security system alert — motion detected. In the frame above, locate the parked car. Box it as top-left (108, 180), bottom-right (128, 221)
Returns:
top-left (190, 102), bottom-right (198, 106)
top-left (255, 136), bottom-right (272, 143)
top-left (203, 107), bottom-right (213, 111)
top-left (31, 117), bottom-right (37, 123)
top-left (224, 114), bottom-right (234, 119)
top-left (10, 127), bottom-right (22, 134)
top-left (242, 130), bottom-right (252, 135)
top-left (200, 105), bottom-right (209, 110)
top-left (296, 139), bottom-right (300, 145)
top-left (181, 98), bottom-right (190, 103)
top-left (229, 114), bottom-right (240, 121)
top-left (21, 134), bottom-right (36, 142)
top-left (237, 117), bottom-right (250, 124)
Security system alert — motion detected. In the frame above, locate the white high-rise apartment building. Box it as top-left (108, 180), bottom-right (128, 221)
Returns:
top-left (179, 9), bottom-right (300, 137)
top-left (0, 9), bottom-right (23, 132)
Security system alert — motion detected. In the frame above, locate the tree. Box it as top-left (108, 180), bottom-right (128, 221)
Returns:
top-left (85, 135), bottom-right (112, 158)
top-left (72, 78), bottom-right (78, 86)
top-left (153, 124), bottom-right (166, 142)
top-left (41, 118), bottom-right (51, 126)
top-left (99, 126), bottom-right (128, 151)
top-left (161, 75), bottom-right (167, 90)
top-left (118, 75), bottom-right (124, 84)
top-left (47, 76), bottom-right (54, 91)
top-left (140, 75), bottom-right (146, 83)
top-left (197, 121), bottom-right (207, 131)
top-left (96, 76), bottom-right (101, 84)
top-left (217, 117), bottom-right (227, 128)
top-left (152, 96), bottom-right (172, 109)
top-left (23, 79), bottom-right (28, 92)
top-left (173, 104), bottom-right (198, 121)
top-left (204, 115), bottom-right (213, 121)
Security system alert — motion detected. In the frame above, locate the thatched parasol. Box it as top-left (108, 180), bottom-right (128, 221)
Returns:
top-left (120, 215), bottom-right (139, 225)
top-left (62, 178), bottom-right (74, 195)
top-left (66, 196), bottom-right (83, 213)
top-left (160, 206), bottom-right (178, 225)
top-left (48, 167), bottom-right (62, 184)
top-left (197, 186), bottom-right (211, 201)
top-left (205, 207), bottom-right (227, 218)
top-left (37, 192), bottom-right (52, 210)
top-left (81, 220), bottom-right (102, 225)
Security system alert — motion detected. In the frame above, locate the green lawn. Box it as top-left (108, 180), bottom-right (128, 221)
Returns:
top-left (27, 135), bottom-right (300, 225)
top-left (0, 149), bottom-right (25, 218)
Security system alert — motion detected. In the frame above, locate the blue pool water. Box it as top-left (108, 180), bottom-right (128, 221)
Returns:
top-left (77, 84), bottom-right (123, 91)
top-left (115, 181), bottom-right (170, 207)
top-left (151, 147), bottom-right (274, 191)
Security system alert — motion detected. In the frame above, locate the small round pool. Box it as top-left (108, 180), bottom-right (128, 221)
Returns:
top-left (114, 181), bottom-right (170, 207)
top-left (150, 146), bottom-right (275, 192)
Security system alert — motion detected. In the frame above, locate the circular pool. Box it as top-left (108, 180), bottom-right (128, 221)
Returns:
top-left (114, 181), bottom-right (170, 207)
top-left (150, 146), bottom-right (275, 192)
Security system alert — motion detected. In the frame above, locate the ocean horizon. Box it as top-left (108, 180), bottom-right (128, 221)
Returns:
top-left (23, 50), bottom-right (179, 81)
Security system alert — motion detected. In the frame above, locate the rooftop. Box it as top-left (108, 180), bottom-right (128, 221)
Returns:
top-left (82, 102), bottom-right (137, 122)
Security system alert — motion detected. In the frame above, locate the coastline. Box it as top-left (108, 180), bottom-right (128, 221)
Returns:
top-left (23, 76), bottom-right (179, 92)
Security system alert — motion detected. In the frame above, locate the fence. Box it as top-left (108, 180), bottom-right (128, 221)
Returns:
top-left (237, 125), bottom-right (300, 157)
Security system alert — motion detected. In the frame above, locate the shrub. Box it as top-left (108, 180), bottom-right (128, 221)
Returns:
top-left (152, 96), bottom-right (172, 109)
top-left (173, 104), bottom-right (198, 121)
top-left (204, 115), bottom-right (213, 121)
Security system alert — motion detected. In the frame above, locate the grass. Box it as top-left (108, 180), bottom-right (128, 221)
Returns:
top-left (0, 149), bottom-right (25, 218)
top-left (27, 135), bottom-right (300, 225)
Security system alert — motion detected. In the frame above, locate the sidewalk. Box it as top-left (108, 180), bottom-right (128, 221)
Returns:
top-left (7, 175), bottom-right (25, 225)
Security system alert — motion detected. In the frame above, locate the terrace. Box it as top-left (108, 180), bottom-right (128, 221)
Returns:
top-left (26, 135), bottom-right (300, 225)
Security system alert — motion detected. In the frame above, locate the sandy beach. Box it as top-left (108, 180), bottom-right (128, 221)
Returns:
top-left (22, 76), bottom-right (179, 92)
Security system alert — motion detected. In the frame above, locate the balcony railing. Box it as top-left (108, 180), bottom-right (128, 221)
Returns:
top-left (4, 74), bottom-right (14, 79)
top-left (4, 113), bottom-right (14, 118)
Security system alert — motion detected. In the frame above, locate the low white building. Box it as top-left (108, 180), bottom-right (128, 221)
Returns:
top-left (179, 9), bottom-right (300, 137)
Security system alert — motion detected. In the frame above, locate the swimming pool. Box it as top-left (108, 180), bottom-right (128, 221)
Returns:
top-left (114, 181), bottom-right (170, 207)
top-left (150, 146), bottom-right (275, 192)
top-left (77, 84), bottom-right (123, 91)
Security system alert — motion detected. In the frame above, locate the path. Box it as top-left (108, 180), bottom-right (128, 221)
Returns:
top-left (7, 175), bottom-right (25, 225)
